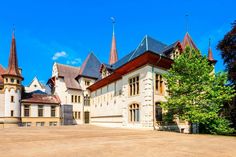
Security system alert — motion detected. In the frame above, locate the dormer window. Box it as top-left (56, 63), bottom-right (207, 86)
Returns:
top-left (85, 80), bottom-right (90, 86)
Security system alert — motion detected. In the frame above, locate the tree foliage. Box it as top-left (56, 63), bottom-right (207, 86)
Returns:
top-left (161, 47), bottom-right (235, 134)
top-left (217, 20), bottom-right (236, 85)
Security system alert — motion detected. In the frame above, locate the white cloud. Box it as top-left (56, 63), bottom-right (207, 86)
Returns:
top-left (66, 57), bottom-right (82, 65)
top-left (52, 51), bottom-right (67, 60)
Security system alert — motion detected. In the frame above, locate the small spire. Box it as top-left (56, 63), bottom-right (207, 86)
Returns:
top-left (208, 38), bottom-right (217, 63)
top-left (3, 29), bottom-right (23, 79)
top-left (109, 17), bottom-right (118, 65)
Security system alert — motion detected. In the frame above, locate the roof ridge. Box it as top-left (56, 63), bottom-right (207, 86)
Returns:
top-left (56, 62), bottom-right (80, 69)
top-left (128, 36), bottom-right (147, 62)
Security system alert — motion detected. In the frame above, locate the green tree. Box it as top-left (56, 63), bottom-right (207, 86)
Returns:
top-left (217, 20), bottom-right (236, 85)
top-left (161, 47), bottom-right (235, 135)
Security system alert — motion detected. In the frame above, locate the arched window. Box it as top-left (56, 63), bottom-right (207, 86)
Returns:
top-left (129, 103), bottom-right (140, 122)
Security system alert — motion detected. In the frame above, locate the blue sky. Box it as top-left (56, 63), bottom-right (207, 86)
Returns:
top-left (0, 0), bottom-right (235, 85)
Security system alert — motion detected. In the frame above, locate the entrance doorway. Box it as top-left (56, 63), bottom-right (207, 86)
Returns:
top-left (84, 111), bottom-right (90, 124)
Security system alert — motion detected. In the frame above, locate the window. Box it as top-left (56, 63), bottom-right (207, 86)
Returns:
top-left (34, 84), bottom-right (37, 87)
top-left (75, 95), bottom-right (77, 103)
top-left (22, 122), bottom-right (31, 127)
top-left (74, 112), bottom-right (77, 119)
top-left (38, 105), bottom-right (44, 117)
top-left (51, 106), bottom-right (56, 117)
top-left (129, 76), bottom-right (139, 96)
top-left (85, 80), bottom-right (90, 86)
top-left (10, 96), bottom-right (14, 103)
top-left (78, 96), bottom-right (81, 103)
top-left (36, 122), bottom-right (44, 126)
top-left (11, 78), bottom-right (14, 83)
top-left (11, 110), bottom-right (14, 117)
top-left (156, 74), bottom-right (164, 95)
top-left (129, 103), bottom-right (140, 122)
top-left (84, 94), bottom-right (90, 106)
top-left (5, 78), bottom-right (8, 83)
top-left (49, 122), bottom-right (57, 126)
top-left (155, 102), bottom-right (162, 121)
top-left (24, 105), bottom-right (30, 117)
top-left (78, 112), bottom-right (81, 119)
top-left (71, 95), bottom-right (74, 103)
top-left (17, 80), bottom-right (20, 84)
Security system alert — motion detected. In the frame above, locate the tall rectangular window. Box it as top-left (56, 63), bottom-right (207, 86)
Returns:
top-left (38, 105), bottom-right (44, 117)
top-left (84, 94), bottom-right (90, 106)
top-left (78, 96), bottom-right (81, 103)
top-left (78, 112), bottom-right (81, 119)
top-left (51, 106), bottom-right (56, 117)
top-left (11, 110), bottom-right (14, 117)
top-left (129, 75), bottom-right (139, 96)
top-left (71, 95), bottom-right (74, 103)
top-left (24, 105), bottom-right (30, 117)
top-left (156, 74), bottom-right (164, 95)
top-left (155, 102), bottom-right (163, 121)
top-left (10, 96), bottom-right (14, 103)
top-left (75, 95), bottom-right (77, 103)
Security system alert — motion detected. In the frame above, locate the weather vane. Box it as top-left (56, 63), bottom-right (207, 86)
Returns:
top-left (185, 13), bottom-right (189, 32)
top-left (111, 17), bottom-right (115, 36)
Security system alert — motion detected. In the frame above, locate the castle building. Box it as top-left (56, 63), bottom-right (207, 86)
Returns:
top-left (0, 32), bottom-right (60, 128)
top-left (47, 53), bottom-right (101, 124)
top-left (0, 27), bottom-right (216, 131)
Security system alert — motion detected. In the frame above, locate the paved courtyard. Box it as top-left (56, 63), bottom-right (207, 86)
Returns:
top-left (0, 125), bottom-right (235, 157)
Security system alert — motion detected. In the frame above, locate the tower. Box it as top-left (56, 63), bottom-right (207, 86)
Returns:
top-left (2, 31), bottom-right (23, 127)
top-left (207, 38), bottom-right (217, 72)
top-left (109, 17), bottom-right (118, 65)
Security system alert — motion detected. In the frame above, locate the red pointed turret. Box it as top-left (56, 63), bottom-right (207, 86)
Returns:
top-left (3, 31), bottom-right (23, 79)
top-left (208, 39), bottom-right (217, 64)
top-left (182, 32), bottom-right (198, 50)
top-left (109, 17), bottom-right (118, 65)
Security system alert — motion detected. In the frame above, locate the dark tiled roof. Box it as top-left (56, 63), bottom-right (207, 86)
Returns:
top-left (111, 35), bottom-right (177, 69)
top-left (56, 63), bottom-right (82, 90)
top-left (78, 52), bottom-right (102, 79)
top-left (21, 93), bottom-right (60, 104)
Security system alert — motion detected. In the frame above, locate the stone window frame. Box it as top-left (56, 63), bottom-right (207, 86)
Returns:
top-left (128, 75), bottom-right (140, 97)
top-left (128, 103), bottom-right (140, 123)
top-left (38, 105), bottom-right (44, 117)
top-left (155, 73), bottom-right (165, 95)
top-left (24, 105), bottom-right (30, 117)
top-left (51, 106), bottom-right (56, 117)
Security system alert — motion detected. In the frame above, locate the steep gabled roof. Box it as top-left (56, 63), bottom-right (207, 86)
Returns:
top-left (56, 63), bottom-right (82, 90)
top-left (27, 77), bottom-right (45, 89)
top-left (3, 32), bottom-right (23, 79)
top-left (89, 35), bottom-right (181, 91)
top-left (110, 35), bottom-right (178, 69)
top-left (182, 32), bottom-right (198, 50)
top-left (78, 52), bottom-right (102, 79)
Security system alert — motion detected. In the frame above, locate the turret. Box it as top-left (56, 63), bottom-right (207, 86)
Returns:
top-left (2, 31), bottom-right (23, 119)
